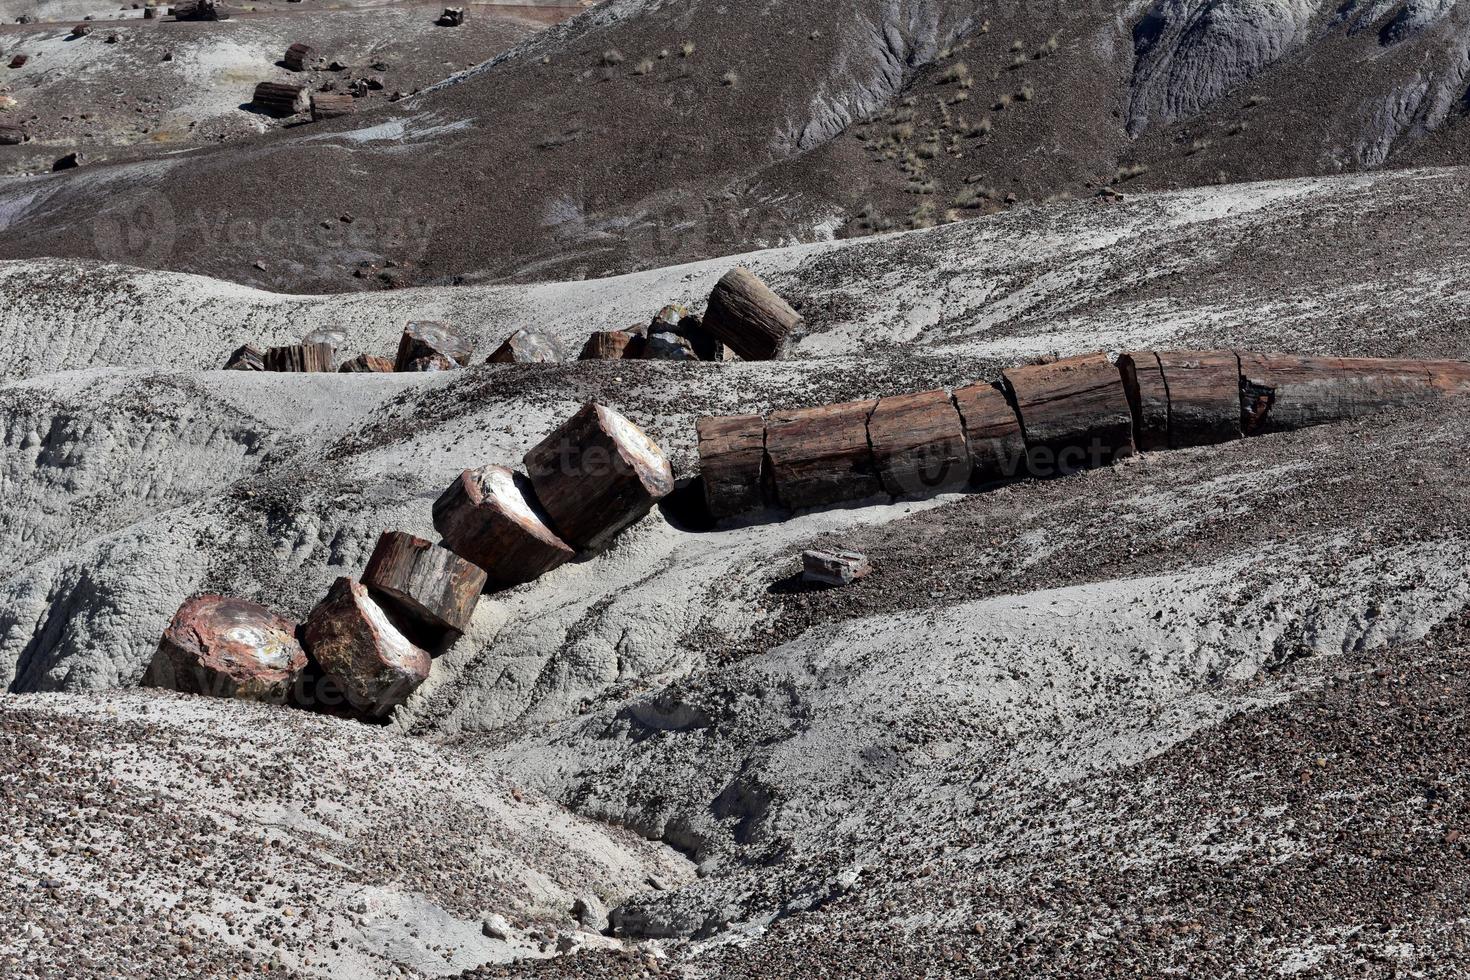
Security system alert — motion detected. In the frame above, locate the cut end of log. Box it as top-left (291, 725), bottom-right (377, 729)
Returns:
top-left (697, 414), bottom-right (767, 521)
top-left (488, 329), bottom-right (564, 365)
top-left (143, 595), bottom-right (305, 703)
top-left (263, 342), bottom-right (335, 373)
top-left (802, 549), bottom-right (872, 587)
top-left (1003, 353), bottom-right (1134, 475)
top-left (578, 330), bottom-right (644, 361)
top-left (395, 321), bottom-right (472, 371)
top-left (701, 266), bottom-right (802, 361)
top-left (251, 82), bottom-right (309, 117)
top-left (433, 465), bottom-right (575, 588)
top-left (951, 382), bottom-right (1026, 485)
top-left (223, 344), bottom-right (265, 371)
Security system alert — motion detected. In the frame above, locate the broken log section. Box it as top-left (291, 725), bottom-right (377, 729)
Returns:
top-left (951, 382), bottom-right (1025, 485)
top-left (696, 414), bottom-right (766, 520)
top-left (579, 330), bottom-right (643, 361)
top-left (765, 400), bottom-right (881, 511)
top-left (301, 577), bottom-right (429, 719)
top-left (802, 550), bottom-right (872, 587)
top-left (0, 122), bottom-right (24, 146)
top-left (264, 342), bottom-right (334, 372)
top-left (283, 42), bottom-right (314, 71)
top-left (224, 344), bottom-right (265, 371)
top-left (1004, 353), bottom-right (1135, 474)
top-left (524, 402), bottom-right (674, 552)
top-left (433, 465), bottom-right (575, 589)
top-left (395, 321), bottom-right (471, 371)
top-left (867, 389), bottom-right (971, 498)
top-left (488, 329), bottom-right (563, 365)
top-left (252, 81), bottom-right (309, 117)
top-left (338, 353), bottom-right (394, 373)
top-left (173, 0), bottom-right (229, 19)
top-left (701, 266), bottom-right (802, 361)
top-left (311, 92), bottom-right (354, 121)
top-left (142, 595), bottom-right (306, 704)
top-left (362, 531), bottom-right (486, 639)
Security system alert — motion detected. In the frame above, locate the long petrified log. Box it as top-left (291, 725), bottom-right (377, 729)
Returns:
top-left (0, 122), bottom-right (25, 146)
top-left (362, 531), bottom-right (486, 638)
top-left (433, 465), bottom-right (575, 588)
top-left (579, 330), bottom-right (644, 360)
top-left (395, 321), bottom-right (471, 370)
top-left (264, 342), bottom-right (335, 372)
top-left (252, 82), bottom-right (309, 117)
top-left (523, 402), bottom-right (674, 552)
top-left (951, 382), bottom-right (1026, 484)
top-left (701, 267), bottom-right (802, 361)
top-left (696, 414), bottom-right (766, 520)
top-left (868, 389), bottom-right (971, 498)
top-left (301, 577), bottom-right (429, 718)
top-left (142, 595), bottom-right (305, 703)
top-left (488, 329), bottom-right (563, 364)
top-left (765, 400), bottom-right (881, 510)
top-left (1004, 353), bottom-right (1134, 474)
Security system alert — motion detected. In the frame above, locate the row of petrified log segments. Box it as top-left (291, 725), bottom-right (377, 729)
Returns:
top-left (698, 351), bottom-right (1470, 519)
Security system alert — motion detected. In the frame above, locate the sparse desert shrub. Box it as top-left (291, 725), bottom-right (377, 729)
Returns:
top-left (948, 91), bottom-right (970, 105)
top-left (721, 71), bottom-right (738, 87)
top-left (657, 48), bottom-right (669, 59)
top-left (1185, 138), bottom-right (1209, 156)
top-left (966, 117), bottom-right (993, 138)
top-left (1247, 94), bottom-right (1268, 106)
top-left (905, 177), bottom-right (936, 195)
top-left (680, 41), bottom-right (696, 57)
top-left (952, 187), bottom-right (987, 209)
top-left (1117, 162), bottom-right (1150, 181)
top-left (891, 107), bottom-right (916, 123)
top-left (1010, 39), bottom-right (1024, 53)
top-left (601, 49), bottom-right (625, 66)
top-left (633, 58), bottom-right (654, 76)
top-left (902, 96), bottom-right (918, 107)
top-left (1017, 83), bottom-right (1035, 102)
top-left (891, 122), bottom-right (916, 141)
top-left (910, 202), bottom-right (938, 228)
top-left (994, 94), bottom-right (1012, 111)
top-left (939, 62), bottom-right (970, 84)
top-left (1037, 36), bottom-right (1059, 58)
top-left (917, 140), bottom-right (940, 159)
top-left (1228, 121), bottom-right (1248, 136)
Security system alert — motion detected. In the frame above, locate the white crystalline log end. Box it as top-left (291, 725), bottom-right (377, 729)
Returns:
top-left (596, 404), bottom-right (674, 498)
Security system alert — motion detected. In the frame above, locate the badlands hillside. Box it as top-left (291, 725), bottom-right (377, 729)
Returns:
top-left (3, 0), bottom-right (1470, 978)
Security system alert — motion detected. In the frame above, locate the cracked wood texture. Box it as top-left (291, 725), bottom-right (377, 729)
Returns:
top-left (701, 266), bottom-right (802, 361)
top-left (697, 414), bottom-right (766, 520)
top-left (1004, 353), bottom-right (1135, 473)
top-left (263, 342), bottom-right (334, 372)
top-left (142, 595), bottom-right (306, 704)
top-left (361, 531), bottom-right (486, 638)
top-left (952, 382), bottom-right (1026, 484)
top-left (433, 465), bottom-right (575, 589)
top-left (1157, 350), bottom-right (1243, 448)
top-left (867, 389), bottom-right (971, 498)
top-left (765, 400), bottom-right (881, 511)
top-left (578, 330), bottom-right (644, 360)
top-left (1118, 351), bottom-right (1170, 452)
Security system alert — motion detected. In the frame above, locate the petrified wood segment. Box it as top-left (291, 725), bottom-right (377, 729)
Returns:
top-left (301, 577), bottom-right (429, 718)
top-left (0, 122), bottom-right (25, 146)
top-left (283, 42), bottom-right (314, 71)
top-left (395, 321), bottom-right (471, 371)
top-left (802, 549), bottom-right (872, 587)
top-left (310, 92), bottom-right (354, 121)
top-left (251, 82), bottom-right (308, 117)
top-left (867, 389), bottom-right (971, 498)
top-left (765, 400), bottom-right (881, 510)
top-left (488, 329), bottom-right (563, 364)
top-left (338, 354), bottom-right (394, 373)
top-left (174, 0), bottom-right (228, 19)
top-left (701, 266), bottom-right (802, 361)
top-left (578, 330), bottom-right (643, 361)
top-left (642, 331), bottom-right (699, 361)
top-left (223, 344), bottom-right (265, 371)
top-left (142, 595), bottom-right (305, 703)
top-left (951, 382), bottom-right (1025, 484)
top-left (264, 342), bottom-right (334, 372)
top-left (362, 531), bottom-right (486, 637)
top-left (697, 414), bottom-right (766, 520)
top-left (524, 402), bottom-right (674, 552)
top-left (405, 353), bottom-right (456, 373)
top-left (1117, 351), bottom-right (1169, 452)
top-left (1156, 350), bottom-right (1242, 447)
top-left (433, 465), bottom-right (575, 588)
top-left (1004, 353), bottom-right (1134, 473)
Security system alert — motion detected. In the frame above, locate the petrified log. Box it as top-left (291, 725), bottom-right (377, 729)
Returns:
top-left (488, 328), bottom-right (563, 364)
top-left (338, 353), bottom-right (394, 373)
top-left (263, 342), bottom-right (334, 372)
top-left (8, 54), bottom-right (27, 69)
top-left (142, 595), bottom-right (306, 703)
top-left (310, 91), bottom-right (354, 121)
top-left (283, 42), bottom-right (314, 71)
top-left (765, 400), bottom-right (881, 510)
top-left (1004, 353), bottom-right (1134, 474)
top-left (642, 331), bottom-right (698, 361)
top-left (802, 549), bottom-right (872, 587)
top-left (677, 313), bottom-right (725, 362)
top-left (1117, 351), bottom-right (1169, 452)
top-left (523, 402), bottom-right (674, 551)
top-left (433, 465), bottom-right (575, 588)
top-left (701, 267), bottom-right (802, 361)
top-left (52, 152), bottom-right (81, 171)
top-left (650, 304), bottom-right (689, 332)
top-left (867, 389), bottom-right (971, 498)
top-left (69, 23), bottom-right (91, 38)
top-left (301, 577), bottom-right (429, 718)
top-left (579, 330), bottom-right (644, 360)
top-left (302, 326), bottom-right (346, 348)
top-left (395, 320), bottom-right (471, 370)
top-left (362, 531), bottom-right (486, 637)
top-left (223, 343), bottom-right (265, 371)
top-left (950, 382), bottom-right (1026, 484)
top-left (1156, 350), bottom-right (1242, 447)
top-left (437, 6), bottom-right (465, 26)
top-left (1238, 353), bottom-right (1467, 435)
top-left (0, 121), bottom-right (27, 146)
top-left (697, 414), bottom-right (766, 520)
top-left (174, 0), bottom-right (228, 19)
top-left (252, 81), bottom-right (309, 117)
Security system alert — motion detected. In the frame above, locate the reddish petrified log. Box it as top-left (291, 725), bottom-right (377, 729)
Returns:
top-left (283, 42), bottom-right (314, 71)
top-left (338, 354), bottom-right (394, 373)
top-left (0, 121), bottom-right (25, 146)
top-left (701, 266), bottom-right (802, 361)
top-left (142, 595), bottom-right (306, 703)
top-left (951, 382), bottom-right (1026, 484)
top-left (1004, 353), bottom-right (1134, 473)
top-left (578, 330), bottom-right (644, 360)
top-left (300, 577), bottom-right (429, 718)
top-left (251, 82), bottom-right (308, 117)
top-left (433, 465), bottom-right (575, 588)
top-left (263, 342), bottom-right (334, 372)
top-left (395, 321), bottom-right (471, 370)
top-left (696, 414), bottom-right (766, 520)
top-left (802, 549), bottom-right (872, 587)
top-left (310, 92), bottom-right (354, 121)
top-left (1156, 349), bottom-right (1242, 447)
top-left (867, 389), bottom-right (971, 498)
top-left (361, 531), bottom-right (486, 638)
top-left (765, 400), bottom-right (881, 510)
top-left (405, 353), bottom-right (457, 373)
top-left (488, 329), bottom-right (563, 364)
top-left (523, 402), bottom-right (674, 552)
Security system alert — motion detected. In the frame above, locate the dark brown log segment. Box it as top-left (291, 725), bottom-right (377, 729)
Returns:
top-left (174, 0), bottom-right (228, 19)
top-left (362, 531), bottom-right (486, 638)
top-left (697, 414), bottom-right (766, 520)
top-left (395, 321), bottom-right (471, 370)
top-left (524, 403), bottom-right (675, 552)
top-left (301, 577), bottom-right (430, 719)
top-left (263, 342), bottom-right (334, 372)
top-left (765, 400), bottom-right (881, 510)
top-left (701, 266), bottom-right (802, 361)
top-left (142, 595), bottom-right (306, 703)
top-left (1117, 351), bottom-right (1168, 452)
top-left (867, 389), bottom-right (971, 498)
top-left (578, 330), bottom-right (643, 360)
top-left (0, 122), bottom-right (25, 146)
top-left (338, 354), bottom-right (394, 373)
top-left (310, 92), bottom-right (354, 121)
top-left (1004, 353), bottom-right (1134, 474)
top-left (1156, 350), bottom-right (1241, 447)
top-left (488, 329), bottom-right (563, 364)
top-left (951, 382), bottom-right (1026, 484)
top-left (283, 42), bottom-right (314, 71)
top-left (223, 344), bottom-right (265, 371)
top-left (251, 82), bottom-right (308, 117)
top-left (433, 465), bottom-right (575, 589)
